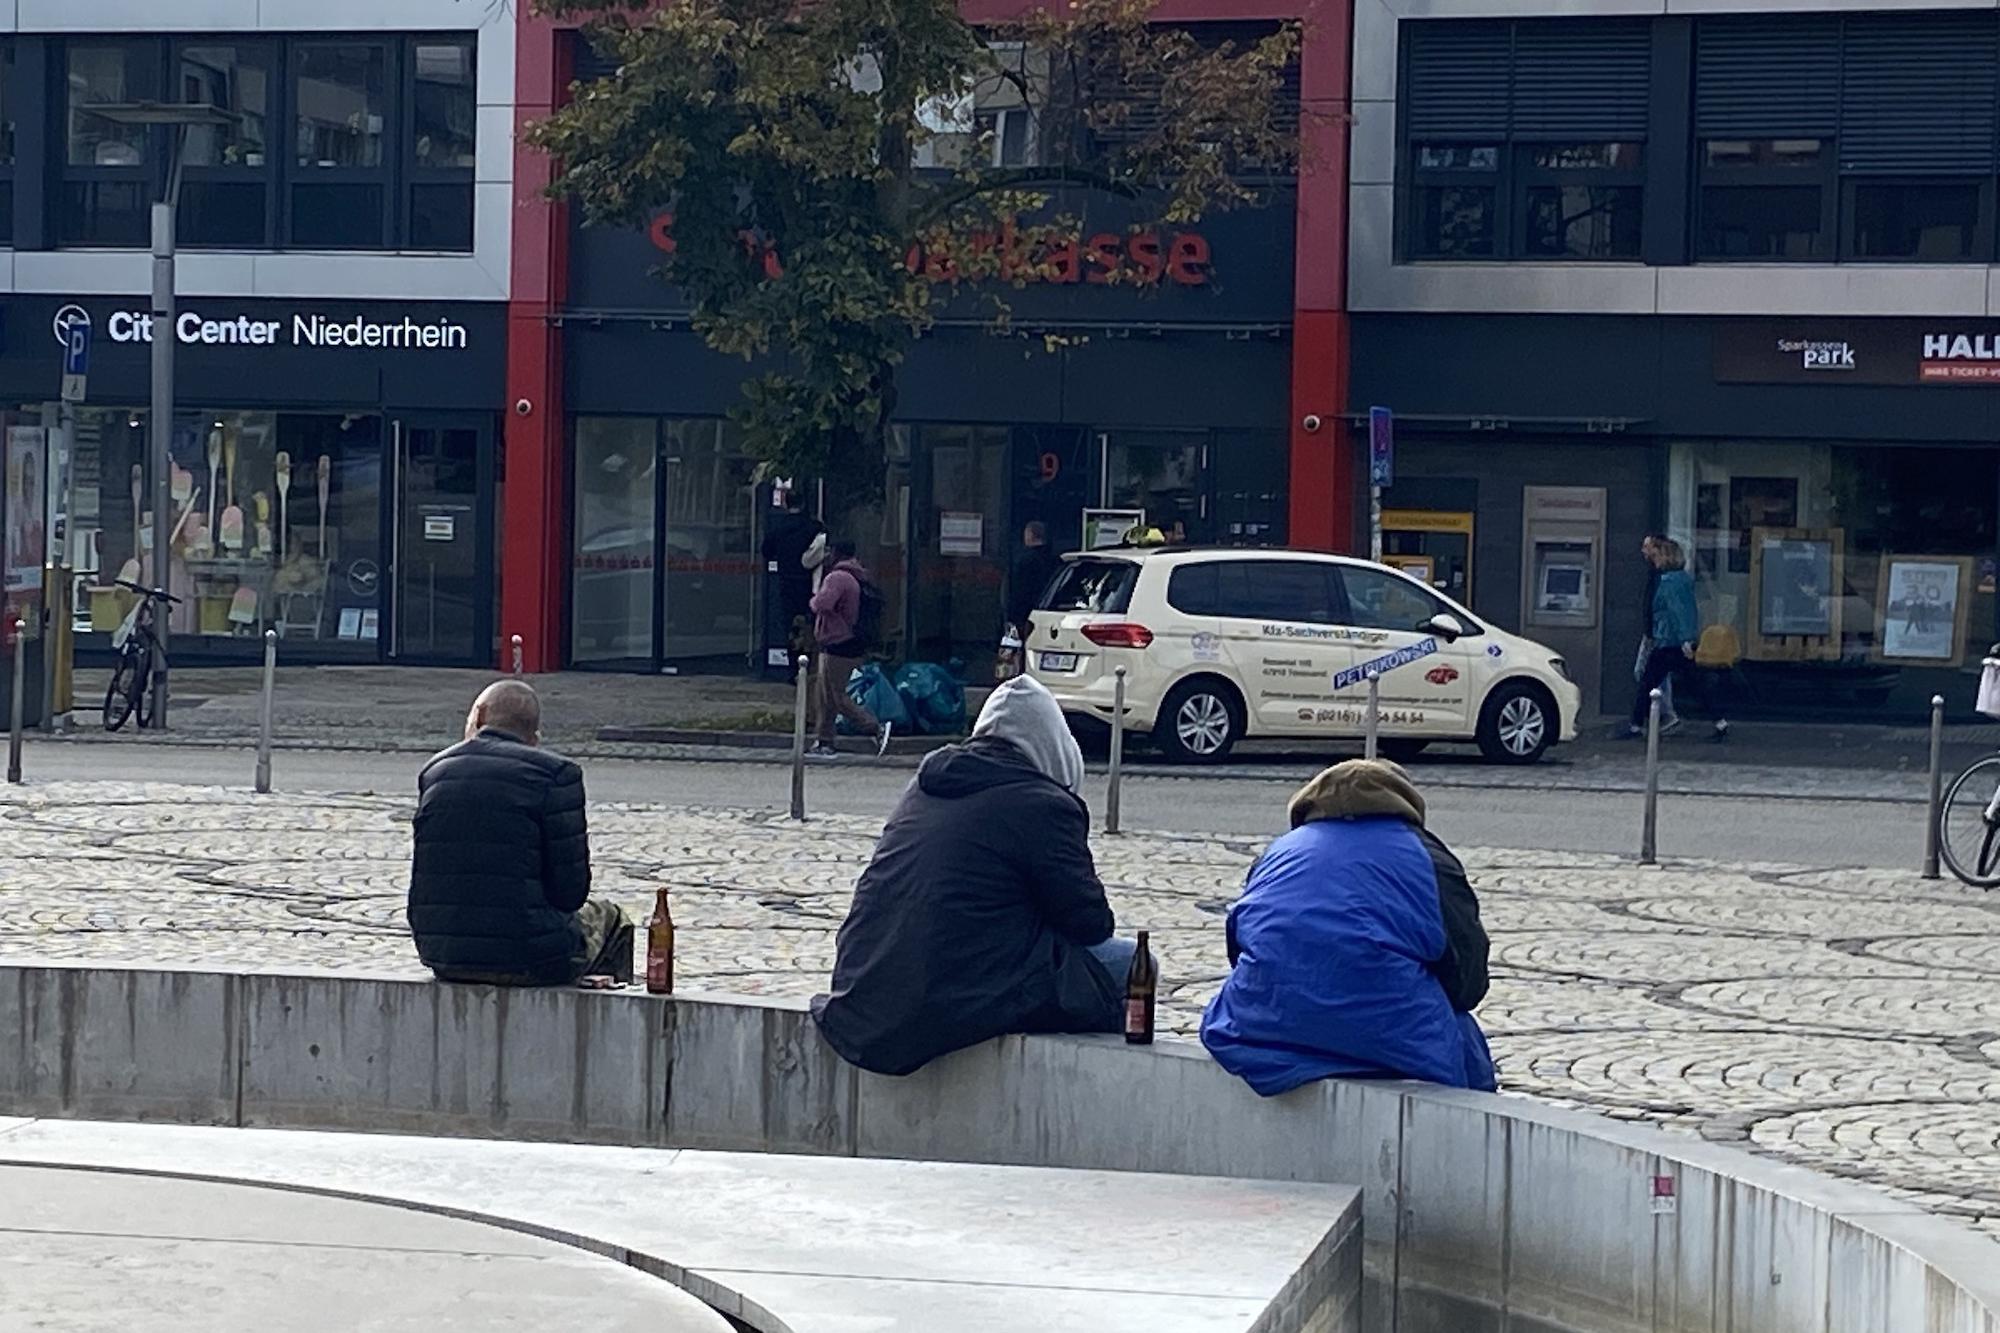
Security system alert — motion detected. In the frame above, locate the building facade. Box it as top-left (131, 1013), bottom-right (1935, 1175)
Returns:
top-left (502, 0), bottom-right (1356, 674)
top-left (3, 0), bottom-right (1361, 681)
top-left (0, 0), bottom-right (516, 668)
top-left (1351, 0), bottom-right (2000, 722)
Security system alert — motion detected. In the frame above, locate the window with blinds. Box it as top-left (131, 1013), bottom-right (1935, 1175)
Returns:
top-left (1695, 10), bottom-right (1999, 262)
top-left (1400, 17), bottom-right (1649, 261)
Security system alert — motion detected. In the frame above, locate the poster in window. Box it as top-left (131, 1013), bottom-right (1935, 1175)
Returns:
top-left (1757, 534), bottom-right (1835, 637)
top-left (938, 510), bottom-right (983, 557)
top-left (1729, 477), bottom-right (1798, 574)
top-left (4, 428), bottom-right (47, 594)
top-left (1877, 556), bottom-right (1972, 665)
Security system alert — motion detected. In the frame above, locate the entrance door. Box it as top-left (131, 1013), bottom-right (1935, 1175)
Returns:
top-left (389, 416), bottom-right (492, 665)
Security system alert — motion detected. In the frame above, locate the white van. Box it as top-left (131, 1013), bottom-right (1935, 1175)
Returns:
top-left (1026, 547), bottom-right (1582, 764)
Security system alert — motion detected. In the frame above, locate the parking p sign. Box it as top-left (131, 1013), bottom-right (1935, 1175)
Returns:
top-left (60, 316), bottom-right (91, 405)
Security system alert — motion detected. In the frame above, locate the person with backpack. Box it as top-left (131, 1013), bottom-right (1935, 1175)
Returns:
top-left (808, 539), bottom-right (892, 758)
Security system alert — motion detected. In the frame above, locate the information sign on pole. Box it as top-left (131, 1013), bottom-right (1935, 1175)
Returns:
top-left (1368, 406), bottom-right (1394, 488)
top-left (60, 318), bottom-right (91, 405)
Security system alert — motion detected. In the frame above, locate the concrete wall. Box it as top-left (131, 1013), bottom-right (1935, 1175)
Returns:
top-left (4, 961), bottom-right (1996, 1333)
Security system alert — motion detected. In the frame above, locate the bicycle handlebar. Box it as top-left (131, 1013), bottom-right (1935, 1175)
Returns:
top-left (113, 578), bottom-right (183, 605)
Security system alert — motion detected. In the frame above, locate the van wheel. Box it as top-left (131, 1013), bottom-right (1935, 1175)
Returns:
top-left (1154, 678), bottom-right (1243, 764)
top-left (1477, 682), bottom-right (1554, 765)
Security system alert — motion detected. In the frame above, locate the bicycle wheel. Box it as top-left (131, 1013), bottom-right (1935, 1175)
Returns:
top-left (102, 651), bottom-right (144, 733)
top-left (1939, 755), bottom-right (2000, 888)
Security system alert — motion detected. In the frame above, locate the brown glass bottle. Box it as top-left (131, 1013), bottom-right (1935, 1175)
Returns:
top-left (646, 887), bottom-right (676, 995)
top-left (1123, 930), bottom-right (1156, 1044)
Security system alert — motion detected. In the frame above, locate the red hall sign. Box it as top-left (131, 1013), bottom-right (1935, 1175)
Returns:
top-left (646, 211), bottom-right (1213, 288)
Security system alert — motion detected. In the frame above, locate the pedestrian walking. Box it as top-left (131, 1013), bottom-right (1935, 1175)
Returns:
top-left (1007, 520), bottom-right (1061, 642)
top-left (807, 539), bottom-right (892, 758)
top-left (1625, 538), bottom-right (1728, 742)
top-left (1000, 520), bottom-right (1061, 679)
top-left (407, 681), bottom-right (635, 986)
top-left (761, 488), bottom-right (824, 666)
top-left (1636, 533), bottom-right (1678, 731)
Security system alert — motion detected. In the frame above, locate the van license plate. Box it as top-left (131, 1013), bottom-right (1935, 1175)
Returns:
top-left (1039, 652), bottom-right (1078, 672)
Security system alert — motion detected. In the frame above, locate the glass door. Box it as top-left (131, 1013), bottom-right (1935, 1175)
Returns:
top-left (389, 415), bottom-right (492, 665)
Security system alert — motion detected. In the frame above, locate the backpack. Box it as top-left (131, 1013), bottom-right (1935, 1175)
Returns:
top-left (853, 573), bottom-right (887, 651)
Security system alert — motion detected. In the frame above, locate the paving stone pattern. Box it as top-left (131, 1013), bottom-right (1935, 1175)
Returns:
top-left (4, 782), bottom-right (1999, 1243)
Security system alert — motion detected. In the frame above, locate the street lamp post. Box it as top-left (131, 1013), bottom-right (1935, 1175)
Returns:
top-left (97, 103), bottom-right (231, 729)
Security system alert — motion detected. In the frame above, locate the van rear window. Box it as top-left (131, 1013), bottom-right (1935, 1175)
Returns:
top-left (1040, 560), bottom-right (1138, 614)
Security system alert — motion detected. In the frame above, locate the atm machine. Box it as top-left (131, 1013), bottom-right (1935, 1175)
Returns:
top-left (1520, 486), bottom-right (1607, 712)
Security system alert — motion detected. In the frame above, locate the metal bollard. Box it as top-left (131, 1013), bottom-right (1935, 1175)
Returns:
top-left (1639, 688), bottom-right (1663, 865)
top-left (1106, 666), bottom-right (1127, 834)
top-left (254, 630), bottom-right (277, 794)
top-left (789, 653), bottom-right (810, 821)
top-left (1363, 671), bottom-right (1381, 760)
top-left (1923, 693), bottom-right (1945, 879)
top-left (511, 634), bottom-right (524, 676)
top-left (5, 614), bottom-right (23, 785)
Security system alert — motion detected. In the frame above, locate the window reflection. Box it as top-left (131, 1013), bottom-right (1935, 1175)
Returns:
top-left (294, 44), bottom-right (385, 168)
top-left (180, 45), bottom-right (268, 167)
top-left (67, 44), bottom-right (149, 167)
top-left (412, 42), bottom-right (476, 169)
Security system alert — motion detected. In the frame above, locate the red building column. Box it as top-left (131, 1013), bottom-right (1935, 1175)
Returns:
top-left (1287, 0), bottom-right (1354, 553)
top-left (501, 15), bottom-right (571, 672)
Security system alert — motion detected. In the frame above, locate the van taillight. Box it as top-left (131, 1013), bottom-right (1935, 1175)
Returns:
top-left (1082, 623), bottom-right (1155, 649)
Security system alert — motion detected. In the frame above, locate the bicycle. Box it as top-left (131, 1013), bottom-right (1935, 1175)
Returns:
top-left (103, 579), bottom-right (180, 733)
top-left (1939, 647), bottom-right (2000, 888)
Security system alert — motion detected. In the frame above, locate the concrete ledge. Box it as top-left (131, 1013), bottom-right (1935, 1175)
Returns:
top-left (0, 1130), bottom-right (1357, 1333)
top-left (3, 961), bottom-right (1997, 1333)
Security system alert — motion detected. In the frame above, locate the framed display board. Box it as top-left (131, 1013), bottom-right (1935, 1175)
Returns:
top-left (1748, 526), bottom-right (1844, 662)
top-left (1082, 508), bottom-right (1144, 549)
top-left (1875, 554), bottom-right (1973, 666)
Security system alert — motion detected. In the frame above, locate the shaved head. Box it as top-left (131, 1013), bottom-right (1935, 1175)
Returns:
top-left (466, 680), bottom-right (542, 745)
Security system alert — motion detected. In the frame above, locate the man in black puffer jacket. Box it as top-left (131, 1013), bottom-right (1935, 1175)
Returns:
top-left (408, 681), bottom-right (633, 986)
top-left (813, 675), bottom-right (1143, 1076)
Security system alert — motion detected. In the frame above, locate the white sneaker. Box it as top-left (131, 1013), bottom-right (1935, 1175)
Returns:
top-left (806, 743), bottom-right (839, 760)
top-left (875, 721), bottom-right (894, 757)
top-left (1659, 716), bottom-right (1684, 737)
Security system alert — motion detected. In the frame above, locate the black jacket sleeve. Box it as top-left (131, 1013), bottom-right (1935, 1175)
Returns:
top-left (1421, 828), bottom-right (1488, 1011)
top-left (540, 761), bottom-right (592, 913)
top-left (1029, 795), bottom-right (1115, 946)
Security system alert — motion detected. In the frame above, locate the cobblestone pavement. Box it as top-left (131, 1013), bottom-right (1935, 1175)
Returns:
top-left (4, 781), bottom-right (1999, 1244)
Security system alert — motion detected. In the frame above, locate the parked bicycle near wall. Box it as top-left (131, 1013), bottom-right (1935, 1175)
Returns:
top-left (103, 579), bottom-right (178, 733)
top-left (1937, 646), bottom-right (2000, 888)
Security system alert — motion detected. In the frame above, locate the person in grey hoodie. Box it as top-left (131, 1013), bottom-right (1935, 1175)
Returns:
top-left (812, 676), bottom-right (1144, 1076)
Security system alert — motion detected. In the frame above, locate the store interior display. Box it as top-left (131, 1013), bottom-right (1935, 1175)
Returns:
top-left (48, 408), bottom-right (380, 651)
top-left (1669, 440), bottom-right (1997, 711)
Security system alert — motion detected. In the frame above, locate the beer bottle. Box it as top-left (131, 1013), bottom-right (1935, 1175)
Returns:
top-left (646, 887), bottom-right (675, 995)
top-left (1123, 930), bottom-right (1156, 1044)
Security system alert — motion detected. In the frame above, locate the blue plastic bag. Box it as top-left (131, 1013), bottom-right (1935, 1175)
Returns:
top-left (840, 663), bottom-right (911, 734)
top-left (892, 662), bottom-right (968, 736)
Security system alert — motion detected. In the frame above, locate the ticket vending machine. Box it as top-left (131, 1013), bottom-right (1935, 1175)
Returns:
top-left (1520, 486), bottom-right (1607, 708)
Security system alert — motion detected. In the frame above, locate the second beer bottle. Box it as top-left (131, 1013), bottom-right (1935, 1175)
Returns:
top-left (646, 887), bottom-right (675, 995)
top-left (1123, 930), bottom-right (1156, 1044)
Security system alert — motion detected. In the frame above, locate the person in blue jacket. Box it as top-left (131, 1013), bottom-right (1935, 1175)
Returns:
top-left (1626, 537), bottom-right (1728, 741)
top-left (1200, 759), bottom-right (1495, 1095)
